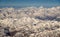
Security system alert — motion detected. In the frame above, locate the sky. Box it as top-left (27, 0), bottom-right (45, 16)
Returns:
top-left (0, 0), bottom-right (60, 8)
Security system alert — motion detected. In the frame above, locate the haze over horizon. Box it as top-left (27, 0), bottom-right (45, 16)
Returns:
top-left (0, 0), bottom-right (60, 8)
